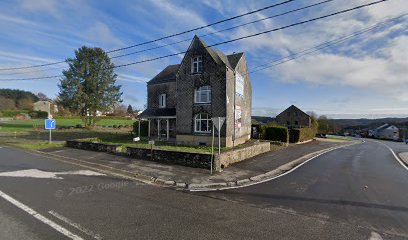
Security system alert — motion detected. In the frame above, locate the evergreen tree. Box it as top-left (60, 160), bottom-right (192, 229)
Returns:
top-left (58, 46), bottom-right (122, 128)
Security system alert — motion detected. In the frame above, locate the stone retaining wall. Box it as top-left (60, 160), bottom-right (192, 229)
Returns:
top-left (218, 141), bottom-right (271, 168)
top-left (126, 147), bottom-right (212, 169)
top-left (66, 140), bottom-right (122, 153)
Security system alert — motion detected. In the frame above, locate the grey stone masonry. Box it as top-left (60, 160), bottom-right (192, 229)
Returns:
top-left (276, 105), bottom-right (311, 128)
top-left (140, 35), bottom-right (252, 147)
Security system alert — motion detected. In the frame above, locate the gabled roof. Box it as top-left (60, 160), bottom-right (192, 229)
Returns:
top-left (193, 35), bottom-right (234, 69)
top-left (227, 52), bottom-right (244, 69)
top-left (148, 64), bottom-right (180, 85)
top-left (276, 105), bottom-right (310, 118)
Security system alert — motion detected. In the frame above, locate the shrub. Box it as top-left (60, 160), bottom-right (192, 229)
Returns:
top-left (260, 125), bottom-right (288, 143)
top-left (133, 120), bottom-right (149, 137)
top-left (289, 127), bottom-right (317, 143)
top-left (28, 111), bottom-right (48, 119)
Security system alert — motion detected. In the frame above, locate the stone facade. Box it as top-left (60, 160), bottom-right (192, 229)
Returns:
top-left (276, 105), bottom-right (311, 128)
top-left (139, 36), bottom-right (252, 147)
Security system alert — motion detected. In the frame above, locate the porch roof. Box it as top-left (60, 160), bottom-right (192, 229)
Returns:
top-left (138, 108), bottom-right (176, 119)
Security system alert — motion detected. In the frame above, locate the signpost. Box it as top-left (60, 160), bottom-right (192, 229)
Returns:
top-left (44, 118), bottom-right (56, 144)
top-left (148, 140), bottom-right (155, 161)
top-left (211, 117), bottom-right (225, 175)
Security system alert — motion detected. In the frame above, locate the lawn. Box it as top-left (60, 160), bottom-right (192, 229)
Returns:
top-left (0, 118), bottom-right (251, 154)
top-left (0, 118), bottom-right (134, 133)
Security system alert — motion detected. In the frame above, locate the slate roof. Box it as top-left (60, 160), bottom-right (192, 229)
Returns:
top-left (147, 37), bottom-right (244, 85)
top-left (138, 108), bottom-right (176, 119)
top-left (227, 52), bottom-right (244, 69)
top-left (276, 105), bottom-right (310, 118)
top-left (148, 64), bottom-right (180, 85)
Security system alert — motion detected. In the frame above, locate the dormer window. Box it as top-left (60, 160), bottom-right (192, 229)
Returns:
top-left (191, 56), bottom-right (203, 73)
top-left (159, 94), bottom-right (166, 108)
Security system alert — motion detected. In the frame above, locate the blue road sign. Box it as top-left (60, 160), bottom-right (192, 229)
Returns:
top-left (45, 119), bottom-right (56, 130)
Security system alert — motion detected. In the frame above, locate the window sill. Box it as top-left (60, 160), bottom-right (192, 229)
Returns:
top-left (193, 132), bottom-right (212, 135)
top-left (194, 102), bottom-right (211, 105)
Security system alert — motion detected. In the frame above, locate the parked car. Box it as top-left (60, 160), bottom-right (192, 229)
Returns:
top-left (405, 139), bottom-right (408, 144)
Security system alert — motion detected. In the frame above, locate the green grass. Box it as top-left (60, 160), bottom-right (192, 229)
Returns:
top-left (0, 118), bottom-right (134, 133)
top-left (0, 118), bottom-right (253, 154)
top-left (9, 141), bottom-right (65, 150)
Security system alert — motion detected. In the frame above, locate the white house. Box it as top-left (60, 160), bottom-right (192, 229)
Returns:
top-left (372, 124), bottom-right (399, 141)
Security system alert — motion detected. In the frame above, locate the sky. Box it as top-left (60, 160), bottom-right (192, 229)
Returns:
top-left (0, 0), bottom-right (407, 119)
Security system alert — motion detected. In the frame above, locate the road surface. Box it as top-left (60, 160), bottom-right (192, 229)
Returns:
top-left (0, 139), bottom-right (407, 239)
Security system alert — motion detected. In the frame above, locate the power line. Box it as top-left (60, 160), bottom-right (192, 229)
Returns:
top-left (0, 0), bottom-right (297, 71)
top-left (113, 0), bottom-right (391, 69)
top-left (0, 0), bottom-right (334, 77)
top-left (0, 0), bottom-right (392, 81)
top-left (110, 0), bottom-right (335, 59)
top-left (249, 13), bottom-right (408, 73)
top-left (106, 0), bottom-right (296, 53)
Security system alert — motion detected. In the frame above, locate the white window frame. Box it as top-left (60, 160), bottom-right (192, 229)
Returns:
top-left (194, 86), bottom-right (211, 104)
top-left (159, 94), bottom-right (166, 108)
top-left (191, 56), bottom-right (203, 74)
top-left (194, 113), bottom-right (211, 133)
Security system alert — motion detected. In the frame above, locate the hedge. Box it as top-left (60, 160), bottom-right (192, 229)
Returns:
top-left (28, 111), bottom-right (48, 119)
top-left (53, 115), bottom-right (132, 120)
top-left (0, 110), bottom-right (29, 117)
top-left (133, 120), bottom-right (149, 137)
top-left (289, 127), bottom-right (317, 143)
top-left (260, 125), bottom-right (289, 143)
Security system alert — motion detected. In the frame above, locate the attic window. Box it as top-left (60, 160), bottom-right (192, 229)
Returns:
top-left (191, 56), bottom-right (203, 73)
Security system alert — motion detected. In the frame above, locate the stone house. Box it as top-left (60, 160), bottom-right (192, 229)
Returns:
top-left (33, 100), bottom-right (58, 116)
top-left (139, 36), bottom-right (252, 147)
top-left (276, 105), bottom-right (311, 128)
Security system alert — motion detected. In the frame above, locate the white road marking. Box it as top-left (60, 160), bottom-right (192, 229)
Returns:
top-left (369, 231), bottom-right (383, 240)
top-left (0, 190), bottom-right (84, 240)
top-left (190, 143), bottom-right (357, 192)
top-left (0, 169), bottom-right (106, 179)
top-left (49, 210), bottom-right (102, 240)
top-left (373, 140), bottom-right (408, 171)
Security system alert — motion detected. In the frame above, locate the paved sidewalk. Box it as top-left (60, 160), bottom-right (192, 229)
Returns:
top-left (399, 152), bottom-right (408, 166)
top-left (36, 139), bottom-right (353, 190)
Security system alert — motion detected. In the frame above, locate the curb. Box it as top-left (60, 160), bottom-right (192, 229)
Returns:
top-left (398, 152), bottom-right (408, 166)
top-left (186, 142), bottom-right (358, 191)
top-left (6, 141), bottom-right (358, 192)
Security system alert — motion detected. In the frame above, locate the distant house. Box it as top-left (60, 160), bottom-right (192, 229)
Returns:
top-left (33, 101), bottom-right (58, 116)
top-left (139, 35), bottom-right (252, 147)
top-left (276, 105), bottom-right (311, 128)
top-left (371, 124), bottom-right (399, 141)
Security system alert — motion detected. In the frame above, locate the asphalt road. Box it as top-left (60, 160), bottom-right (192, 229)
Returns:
top-left (0, 140), bottom-right (407, 239)
top-left (199, 139), bottom-right (408, 239)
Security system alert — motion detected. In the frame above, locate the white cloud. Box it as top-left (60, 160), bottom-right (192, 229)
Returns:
top-left (20, 0), bottom-right (60, 18)
top-left (270, 35), bottom-right (408, 101)
top-left (85, 22), bottom-right (125, 48)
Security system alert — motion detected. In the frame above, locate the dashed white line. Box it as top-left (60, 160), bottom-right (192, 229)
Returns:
top-left (0, 190), bottom-right (84, 240)
top-left (49, 210), bottom-right (102, 240)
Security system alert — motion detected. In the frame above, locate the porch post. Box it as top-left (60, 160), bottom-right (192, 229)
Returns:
top-left (166, 119), bottom-right (169, 141)
top-left (157, 119), bottom-right (160, 140)
top-left (148, 120), bottom-right (151, 138)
